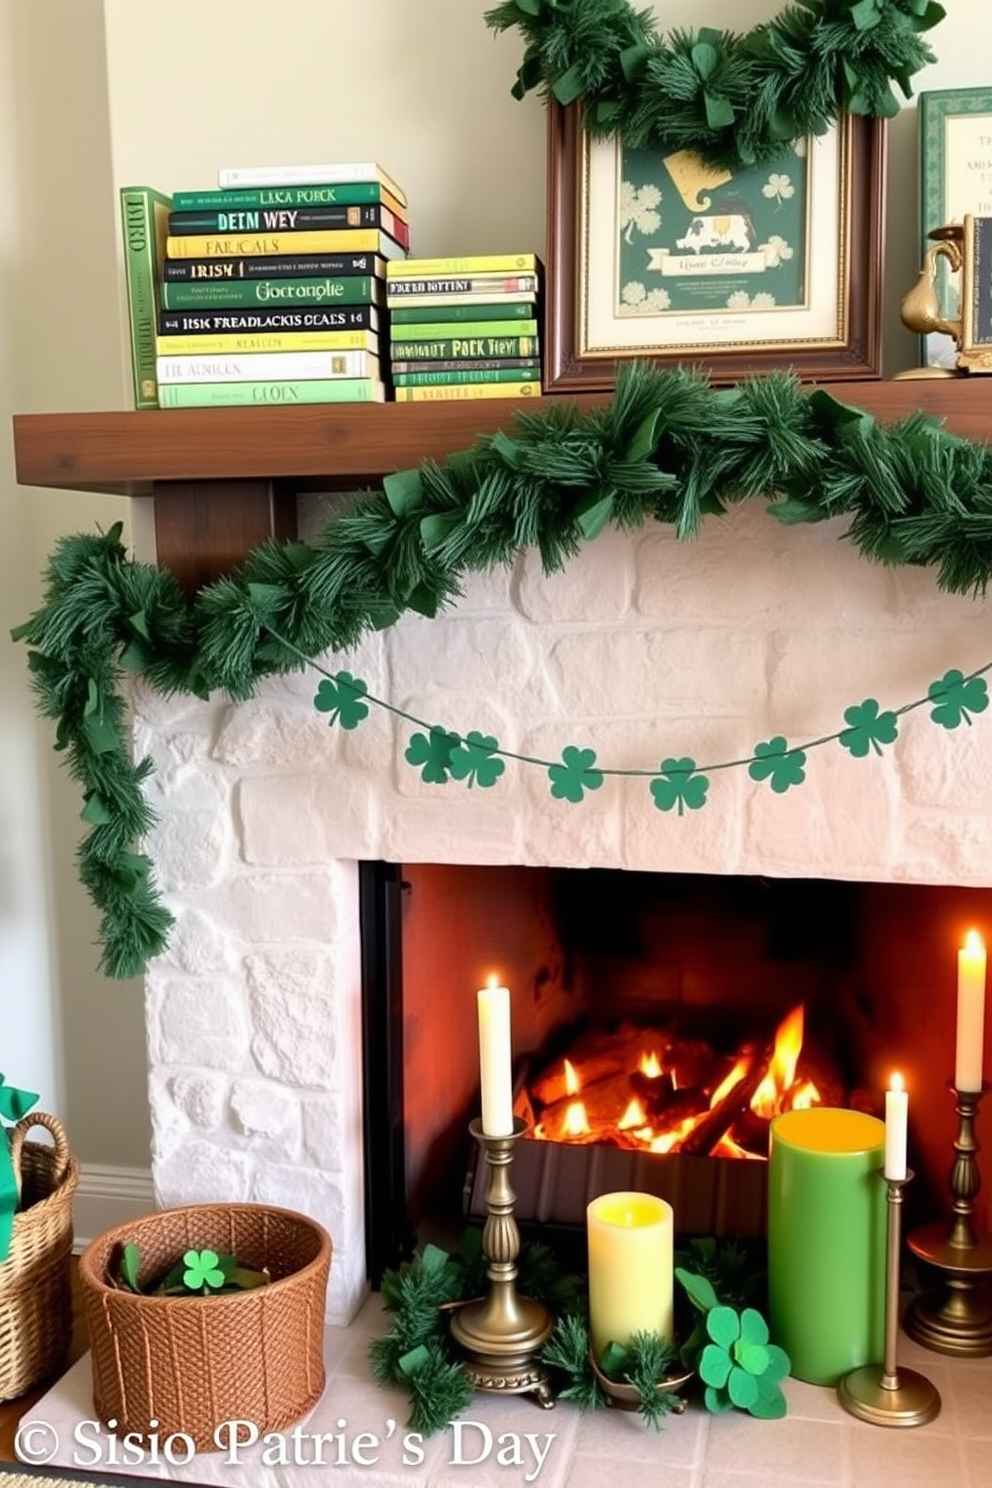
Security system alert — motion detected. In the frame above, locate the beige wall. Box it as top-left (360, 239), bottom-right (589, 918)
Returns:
top-left (3, 0), bottom-right (989, 1168)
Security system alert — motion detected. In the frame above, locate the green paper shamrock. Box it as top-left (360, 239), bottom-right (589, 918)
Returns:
top-left (928, 669), bottom-right (989, 729)
top-left (313, 671), bottom-right (370, 729)
top-left (838, 697), bottom-right (899, 757)
top-left (405, 725), bottom-right (462, 784)
top-left (182, 1248), bottom-right (227, 1292)
top-left (748, 737), bottom-right (807, 794)
top-left (650, 756), bottom-right (710, 815)
top-left (449, 732), bottom-right (506, 789)
top-left (698, 1305), bottom-right (790, 1418)
top-left (548, 746), bottom-right (604, 803)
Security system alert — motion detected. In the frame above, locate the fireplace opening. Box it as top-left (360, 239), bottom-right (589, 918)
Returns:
top-left (360, 861), bottom-right (991, 1284)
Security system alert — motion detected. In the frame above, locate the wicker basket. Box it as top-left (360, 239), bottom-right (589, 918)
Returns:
top-left (0, 1111), bottom-right (80, 1401)
top-left (78, 1202), bottom-right (332, 1452)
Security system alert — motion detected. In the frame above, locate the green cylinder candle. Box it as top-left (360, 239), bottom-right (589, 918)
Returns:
top-left (768, 1107), bottom-right (886, 1386)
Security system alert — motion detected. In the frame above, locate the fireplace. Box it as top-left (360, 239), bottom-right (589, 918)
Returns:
top-left (363, 859), bottom-right (991, 1282)
top-left (136, 508), bottom-right (992, 1325)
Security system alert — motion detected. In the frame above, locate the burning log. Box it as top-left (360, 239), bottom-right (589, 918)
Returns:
top-left (669, 1043), bottom-right (773, 1156)
top-left (530, 1024), bottom-right (672, 1105)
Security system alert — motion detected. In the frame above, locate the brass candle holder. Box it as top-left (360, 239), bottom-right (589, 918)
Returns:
top-left (838, 1171), bottom-right (941, 1427)
top-left (449, 1116), bottom-right (555, 1406)
top-left (905, 1082), bottom-right (992, 1356)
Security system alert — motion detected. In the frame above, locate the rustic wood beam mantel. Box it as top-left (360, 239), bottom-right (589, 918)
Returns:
top-left (12, 381), bottom-right (992, 591)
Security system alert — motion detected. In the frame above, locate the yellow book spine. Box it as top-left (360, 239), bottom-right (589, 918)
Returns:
top-left (393, 383), bottom-right (543, 402)
top-left (387, 253), bottom-right (538, 278)
top-left (154, 329), bottom-right (379, 355)
top-left (166, 229), bottom-right (397, 258)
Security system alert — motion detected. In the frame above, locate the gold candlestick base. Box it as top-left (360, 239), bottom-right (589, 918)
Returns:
top-left (905, 1082), bottom-right (992, 1357)
top-left (450, 1117), bottom-right (555, 1406)
top-left (837, 1364), bottom-right (942, 1427)
top-left (839, 1172), bottom-right (941, 1428)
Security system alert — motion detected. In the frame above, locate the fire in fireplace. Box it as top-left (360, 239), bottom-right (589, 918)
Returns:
top-left (518, 1000), bottom-right (842, 1160)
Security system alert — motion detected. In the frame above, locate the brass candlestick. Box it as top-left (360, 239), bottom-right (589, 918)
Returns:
top-left (449, 1116), bottom-right (555, 1405)
top-left (905, 1082), bottom-right (992, 1356)
top-left (838, 1171), bottom-right (941, 1427)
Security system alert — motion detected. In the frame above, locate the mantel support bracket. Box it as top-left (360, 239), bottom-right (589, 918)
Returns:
top-left (150, 478), bottom-right (298, 595)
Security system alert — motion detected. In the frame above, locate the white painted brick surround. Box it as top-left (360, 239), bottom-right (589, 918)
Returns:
top-left (133, 504), bottom-right (992, 1323)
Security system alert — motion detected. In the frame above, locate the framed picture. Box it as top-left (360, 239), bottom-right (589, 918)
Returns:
top-left (919, 87), bottom-right (992, 370)
top-left (544, 102), bottom-right (885, 392)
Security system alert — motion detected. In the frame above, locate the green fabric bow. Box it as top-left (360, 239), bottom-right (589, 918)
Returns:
top-left (0, 1075), bottom-right (40, 1263)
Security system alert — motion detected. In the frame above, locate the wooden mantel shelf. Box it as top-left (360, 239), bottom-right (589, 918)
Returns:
top-left (13, 379), bottom-right (992, 592)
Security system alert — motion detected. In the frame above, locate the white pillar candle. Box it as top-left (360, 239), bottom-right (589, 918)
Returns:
top-left (477, 980), bottom-right (514, 1136)
top-left (884, 1073), bottom-right (908, 1181)
top-left (956, 930), bottom-right (987, 1093)
top-left (586, 1191), bottom-right (674, 1359)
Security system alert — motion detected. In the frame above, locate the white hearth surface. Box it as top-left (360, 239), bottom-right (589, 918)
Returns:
top-left (19, 1296), bottom-right (992, 1488)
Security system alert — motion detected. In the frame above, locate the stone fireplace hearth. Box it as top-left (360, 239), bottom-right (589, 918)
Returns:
top-left (134, 502), bottom-right (992, 1324)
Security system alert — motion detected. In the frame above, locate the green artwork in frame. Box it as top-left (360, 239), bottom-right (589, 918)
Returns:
top-left (919, 86), bottom-right (992, 368)
top-left (616, 140), bottom-right (809, 320)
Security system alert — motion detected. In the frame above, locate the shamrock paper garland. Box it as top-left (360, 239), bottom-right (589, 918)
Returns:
top-left (309, 658), bottom-right (992, 814)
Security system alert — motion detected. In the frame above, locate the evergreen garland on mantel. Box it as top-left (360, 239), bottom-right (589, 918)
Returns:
top-left (13, 366), bottom-right (992, 980)
top-left (485, 0), bottom-right (944, 169)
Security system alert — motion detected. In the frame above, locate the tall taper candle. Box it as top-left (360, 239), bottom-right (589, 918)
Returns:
top-left (884, 1073), bottom-right (908, 1181)
top-left (587, 1191), bottom-right (674, 1359)
top-left (956, 931), bottom-right (987, 1093)
top-left (477, 980), bottom-right (513, 1136)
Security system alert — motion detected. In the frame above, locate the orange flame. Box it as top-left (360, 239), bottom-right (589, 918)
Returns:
top-left (561, 1099), bottom-right (590, 1137)
top-left (751, 1005), bottom-right (804, 1121)
top-left (649, 1116), bottom-right (696, 1154)
top-left (710, 1056), bottom-right (749, 1108)
top-left (639, 1051), bottom-right (663, 1078)
top-left (788, 1080), bottom-right (819, 1110)
top-left (564, 1059), bottom-right (580, 1096)
top-left (618, 1097), bottom-right (647, 1130)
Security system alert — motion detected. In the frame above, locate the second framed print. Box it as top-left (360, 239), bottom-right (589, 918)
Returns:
top-left (544, 103), bottom-right (886, 392)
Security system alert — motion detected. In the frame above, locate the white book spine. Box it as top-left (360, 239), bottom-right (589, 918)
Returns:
top-left (218, 163), bottom-right (406, 204)
top-left (156, 349), bottom-right (380, 384)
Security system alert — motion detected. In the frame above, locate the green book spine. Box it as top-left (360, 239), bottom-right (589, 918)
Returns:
top-left (172, 183), bottom-right (396, 211)
top-left (389, 335), bottom-right (539, 360)
top-left (389, 319), bottom-right (538, 342)
top-left (119, 185), bottom-right (172, 408)
top-left (390, 301), bottom-right (535, 325)
top-left (393, 367), bottom-right (541, 386)
top-left (159, 378), bottom-right (385, 408)
top-left (160, 276), bottom-right (381, 310)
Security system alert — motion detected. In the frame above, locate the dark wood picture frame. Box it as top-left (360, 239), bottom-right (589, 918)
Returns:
top-left (544, 102), bottom-right (886, 392)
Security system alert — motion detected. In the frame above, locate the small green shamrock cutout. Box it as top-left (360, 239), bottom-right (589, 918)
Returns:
top-left (405, 725), bottom-right (462, 784)
top-left (698, 1306), bottom-right (789, 1419)
top-left (838, 697), bottom-right (899, 757)
top-left (182, 1248), bottom-right (227, 1292)
top-left (548, 746), bottom-right (604, 803)
top-left (650, 756), bottom-right (710, 815)
top-left (449, 732), bottom-right (505, 789)
top-left (313, 671), bottom-right (370, 729)
top-left (748, 737), bottom-right (807, 794)
top-left (928, 669), bottom-right (989, 729)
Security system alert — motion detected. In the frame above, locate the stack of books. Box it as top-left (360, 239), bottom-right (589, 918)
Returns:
top-left (385, 253), bottom-right (542, 401)
top-left (144, 163), bottom-right (409, 409)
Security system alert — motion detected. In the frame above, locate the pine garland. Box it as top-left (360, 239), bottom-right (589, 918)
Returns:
top-left (485, 0), bottom-right (944, 169)
top-left (12, 366), bottom-right (992, 978)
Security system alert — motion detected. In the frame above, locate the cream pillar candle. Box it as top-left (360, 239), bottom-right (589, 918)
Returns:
top-left (884, 1073), bottom-right (908, 1181)
top-left (956, 930), bottom-right (987, 1092)
top-left (477, 979), bottom-right (513, 1136)
top-left (586, 1191), bottom-right (674, 1358)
